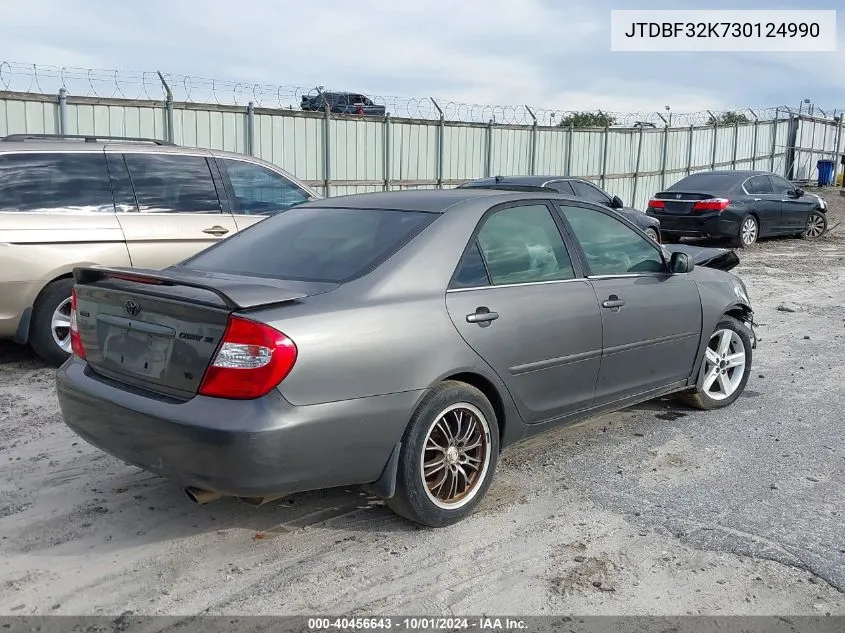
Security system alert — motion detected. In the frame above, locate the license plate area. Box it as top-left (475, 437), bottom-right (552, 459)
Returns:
top-left (97, 314), bottom-right (175, 379)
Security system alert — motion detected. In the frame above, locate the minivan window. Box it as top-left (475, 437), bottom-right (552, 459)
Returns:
top-left (0, 152), bottom-right (114, 213)
top-left (182, 207), bottom-right (437, 283)
top-left (219, 158), bottom-right (311, 215)
top-left (123, 154), bottom-right (222, 213)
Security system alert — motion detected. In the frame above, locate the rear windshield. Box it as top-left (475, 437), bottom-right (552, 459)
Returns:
top-left (668, 173), bottom-right (742, 192)
top-left (180, 206), bottom-right (437, 283)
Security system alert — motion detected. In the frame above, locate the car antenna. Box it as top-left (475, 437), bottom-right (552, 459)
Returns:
top-left (495, 175), bottom-right (503, 183)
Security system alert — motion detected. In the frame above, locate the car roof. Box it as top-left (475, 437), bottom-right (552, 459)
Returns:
top-left (681, 170), bottom-right (772, 178)
top-left (463, 175), bottom-right (583, 186)
top-left (302, 188), bottom-right (576, 213)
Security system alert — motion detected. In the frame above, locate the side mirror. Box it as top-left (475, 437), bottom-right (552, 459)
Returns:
top-left (669, 251), bottom-right (694, 274)
top-left (610, 195), bottom-right (624, 209)
top-left (794, 188), bottom-right (805, 197)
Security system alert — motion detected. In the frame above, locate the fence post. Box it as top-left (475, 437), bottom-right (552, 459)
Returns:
top-left (485, 119), bottom-right (494, 177)
top-left (748, 109), bottom-right (759, 169)
top-left (246, 102), bottom-right (255, 156)
top-left (57, 88), bottom-right (68, 135)
top-left (383, 113), bottom-right (391, 191)
top-left (686, 125), bottom-right (694, 176)
top-left (527, 105), bottom-right (538, 176)
top-left (565, 123), bottom-right (574, 176)
top-left (631, 125), bottom-right (644, 208)
top-left (157, 71), bottom-right (174, 144)
top-left (657, 112), bottom-right (669, 190)
top-left (323, 104), bottom-right (332, 196)
top-left (731, 121), bottom-right (739, 169)
top-left (600, 121), bottom-right (610, 189)
top-left (431, 99), bottom-right (445, 188)
top-left (770, 108), bottom-right (779, 172)
top-left (706, 111), bottom-right (717, 170)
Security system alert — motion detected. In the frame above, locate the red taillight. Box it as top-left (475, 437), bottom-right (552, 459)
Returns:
top-left (198, 316), bottom-right (297, 400)
top-left (648, 199), bottom-right (665, 209)
top-left (692, 198), bottom-right (731, 212)
top-left (70, 288), bottom-right (86, 360)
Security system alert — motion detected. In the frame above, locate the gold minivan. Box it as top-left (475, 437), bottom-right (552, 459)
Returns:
top-left (0, 134), bottom-right (320, 364)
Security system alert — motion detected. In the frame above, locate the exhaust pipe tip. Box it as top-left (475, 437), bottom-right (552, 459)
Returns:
top-left (185, 486), bottom-right (223, 505)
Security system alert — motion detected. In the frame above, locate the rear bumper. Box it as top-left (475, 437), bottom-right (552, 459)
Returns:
top-left (648, 212), bottom-right (737, 238)
top-left (56, 359), bottom-right (422, 498)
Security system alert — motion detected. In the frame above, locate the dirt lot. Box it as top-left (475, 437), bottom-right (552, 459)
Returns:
top-left (1, 189), bottom-right (844, 617)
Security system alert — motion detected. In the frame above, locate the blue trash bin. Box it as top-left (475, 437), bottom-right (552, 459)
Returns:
top-left (817, 159), bottom-right (835, 186)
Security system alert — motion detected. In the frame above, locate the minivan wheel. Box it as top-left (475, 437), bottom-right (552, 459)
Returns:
top-left (387, 381), bottom-right (499, 527)
top-left (802, 211), bottom-right (827, 240)
top-left (29, 278), bottom-right (75, 366)
top-left (677, 316), bottom-right (752, 411)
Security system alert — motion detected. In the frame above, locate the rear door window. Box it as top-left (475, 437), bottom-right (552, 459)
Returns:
top-left (218, 158), bottom-right (311, 215)
top-left (570, 180), bottom-right (611, 205)
top-left (123, 153), bottom-right (222, 213)
top-left (182, 206), bottom-right (436, 283)
top-left (745, 176), bottom-right (773, 194)
top-left (0, 152), bottom-right (114, 213)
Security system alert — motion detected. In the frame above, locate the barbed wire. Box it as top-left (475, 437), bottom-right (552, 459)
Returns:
top-left (0, 61), bottom-right (840, 127)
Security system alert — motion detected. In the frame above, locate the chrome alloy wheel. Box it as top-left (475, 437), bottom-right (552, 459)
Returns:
top-left (699, 328), bottom-right (747, 401)
top-left (420, 403), bottom-right (492, 509)
top-left (804, 213), bottom-right (826, 238)
top-left (50, 297), bottom-right (73, 353)
top-left (740, 217), bottom-right (758, 246)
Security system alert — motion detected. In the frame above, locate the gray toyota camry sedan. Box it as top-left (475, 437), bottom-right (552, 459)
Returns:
top-left (56, 189), bottom-right (756, 527)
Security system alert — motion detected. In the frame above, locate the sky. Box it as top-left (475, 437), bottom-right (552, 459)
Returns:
top-left (0, 0), bottom-right (842, 118)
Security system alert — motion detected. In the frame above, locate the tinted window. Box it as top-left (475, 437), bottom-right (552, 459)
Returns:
top-left (560, 205), bottom-right (664, 275)
top-left (745, 175), bottom-right (773, 194)
top-left (452, 243), bottom-right (490, 288)
top-left (476, 204), bottom-right (575, 285)
top-left (668, 172), bottom-right (740, 192)
top-left (0, 152), bottom-right (114, 213)
top-left (570, 180), bottom-right (610, 205)
top-left (220, 159), bottom-right (310, 215)
top-left (105, 153), bottom-right (138, 212)
top-left (124, 154), bottom-right (221, 213)
top-left (547, 180), bottom-right (575, 195)
top-left (183, 207), bottom-right (435, 283)
top-left (769, 175), bottom-right (794, 195)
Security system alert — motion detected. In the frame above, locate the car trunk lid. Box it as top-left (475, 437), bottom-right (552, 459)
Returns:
top-left (663, 244), bottom-right (740, 272)
top-left (650, 191), bottom-right (714, 215)
top-left (72, 266), bottom-right (337, 399)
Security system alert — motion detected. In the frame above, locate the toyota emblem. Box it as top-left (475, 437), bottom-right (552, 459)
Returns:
top-left (125, 300), bottom-right (141, 316)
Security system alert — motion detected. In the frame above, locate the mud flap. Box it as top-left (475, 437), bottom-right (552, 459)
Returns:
top-left (360, 442), bottom-right (401, 500)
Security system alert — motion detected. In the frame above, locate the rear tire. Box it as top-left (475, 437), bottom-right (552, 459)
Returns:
top-left (802, 211), bottom-right (827, 240)
top-left (28, 278), bottom-right (74, 366)
top-left (387, 381), bottom-right (499, 527)
top-left (677, 316), bottom-right (752, 411)
top-left (733, 215), bottom-right (758, 248)
top-left (645, 227), bottom-right (660, 243)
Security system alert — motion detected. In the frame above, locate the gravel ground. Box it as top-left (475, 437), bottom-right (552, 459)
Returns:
top-left (0, 189), bottom-right (843, 617)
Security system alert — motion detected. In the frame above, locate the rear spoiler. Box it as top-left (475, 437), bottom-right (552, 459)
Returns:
top-left (73, 266), bottom-right (309, 311)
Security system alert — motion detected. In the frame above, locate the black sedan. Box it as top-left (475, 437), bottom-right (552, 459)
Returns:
top-left (646, 170), bottom-right (828, 248)
top-left (458, 176), bottom-right (662, 243)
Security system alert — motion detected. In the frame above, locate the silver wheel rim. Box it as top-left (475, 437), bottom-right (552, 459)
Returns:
top-left (699, 328), bottom-right (746, 401)
top-left (645, 228), bottom-right (658, 242)
top-left (741, 217), bottom-right (757, 245)
top-left (804, 214), bottom-right (825, 238)
top-left (51, 297), bottom-right (73, 353)
top-left (420, 402), bottom-right (492, 510)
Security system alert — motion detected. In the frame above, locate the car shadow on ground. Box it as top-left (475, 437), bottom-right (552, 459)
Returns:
top-left (0, 341), bottom-right (51, 368)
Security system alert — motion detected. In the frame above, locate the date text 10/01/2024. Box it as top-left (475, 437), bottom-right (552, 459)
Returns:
top-left (308, 617), bottom-right (528, 630)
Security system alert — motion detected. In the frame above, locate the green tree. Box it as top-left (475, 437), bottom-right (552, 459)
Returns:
top-left (557, 111), bottom-right (617, 128)
top-left (708, 111), bottom-right (750, 125)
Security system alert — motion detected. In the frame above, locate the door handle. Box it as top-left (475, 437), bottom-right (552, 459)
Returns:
top-left (601, 295), bottom-right (625, 309)
top-left (466, 307), bottom-right (499, 324)
top-left (202, 225), bottom-right (230, 236)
